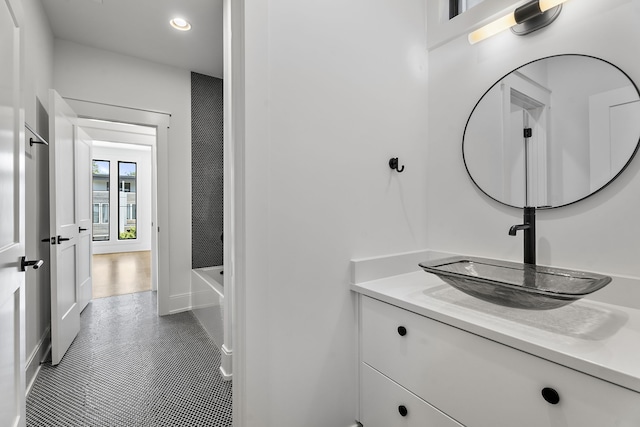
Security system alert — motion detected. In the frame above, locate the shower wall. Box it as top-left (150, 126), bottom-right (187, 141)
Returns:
top-left (191, 72), bottom-right (223, 268)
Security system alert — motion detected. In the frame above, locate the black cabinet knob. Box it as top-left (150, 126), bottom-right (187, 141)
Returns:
top-left (397, 326), bottom-right (407, 336)
top-left (541, 387), bottom-right (560, 404)
top-left (398, 405), bottom-right (408, 417)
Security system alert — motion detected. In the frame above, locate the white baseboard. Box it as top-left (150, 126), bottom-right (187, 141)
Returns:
top-left (169, 292), bottom-right (192, 314)
top-left (219, 344), bottom-right (232, 381)
top-left (190, 289), bottom-right (221, 310)
top-left (25, 327), bottom-right (51, 397)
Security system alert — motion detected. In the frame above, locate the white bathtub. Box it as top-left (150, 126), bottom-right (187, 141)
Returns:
top-left (191, 266), bottom-right (224, 350)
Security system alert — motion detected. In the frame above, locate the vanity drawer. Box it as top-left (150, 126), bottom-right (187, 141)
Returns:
top-left (361, 296), bottom-right (640, 427)
top-left (360, 362), bottom-right (463, 427)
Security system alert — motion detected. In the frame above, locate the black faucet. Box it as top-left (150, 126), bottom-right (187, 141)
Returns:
top-left (509, 206), bottom-right (536, 265)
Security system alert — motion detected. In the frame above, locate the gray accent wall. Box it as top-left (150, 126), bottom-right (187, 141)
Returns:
top-left (191, 72), bottom-right (223, 269)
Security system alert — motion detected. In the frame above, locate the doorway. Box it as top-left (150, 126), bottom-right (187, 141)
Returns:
top-left (69, 100), bottom-right (171, 314)
top-left (83, 128), bottom-right (156, 300)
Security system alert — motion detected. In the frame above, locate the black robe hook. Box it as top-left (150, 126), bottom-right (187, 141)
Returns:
top-left (389, 157), bottom-right (405, 173)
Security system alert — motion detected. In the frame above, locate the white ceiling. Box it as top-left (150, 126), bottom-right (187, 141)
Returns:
top-left (40, 0), bottom-right (224, 78)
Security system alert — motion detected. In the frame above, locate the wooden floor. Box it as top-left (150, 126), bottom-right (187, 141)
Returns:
top-left (92, 251), bottom-right (151, 299)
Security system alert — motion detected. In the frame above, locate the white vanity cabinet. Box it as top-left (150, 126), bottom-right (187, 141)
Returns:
top-left (360, 363), bottom-right (463, 427)
top-left (358, 295), bottom-right (640, 427)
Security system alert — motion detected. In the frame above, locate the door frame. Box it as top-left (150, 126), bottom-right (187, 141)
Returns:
top-left (224, 0), bottom-right (246, 424)
top-left (64, 98), bottom-right (170, 315)
top-left (2, 0), bottom-right (26, 423)
top-left (82, 126), bottom-right (155, 256)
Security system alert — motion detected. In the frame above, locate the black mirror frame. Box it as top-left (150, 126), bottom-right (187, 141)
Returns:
top-left (462, 54), bottom-right (640, 210)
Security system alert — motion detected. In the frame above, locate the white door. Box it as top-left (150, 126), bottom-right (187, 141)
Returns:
top-left (0, 0), bottom-right (26, 424)
top-left (76, 128), bottom-right (93, 311)
top-left (589, 87), bottom-right (640, 192)
top-left (610, 101), bottom-right (640, 173)
top-left (49, 89), bottom-right (81, 365)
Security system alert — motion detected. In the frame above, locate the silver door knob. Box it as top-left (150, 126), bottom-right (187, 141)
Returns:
top-left (20, 256), bottom-right (44, 271)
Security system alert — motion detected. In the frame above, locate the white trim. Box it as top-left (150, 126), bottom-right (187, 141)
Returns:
top-left (9, 1), bottom-right (26, 423)
top-left (225, 0), bottom-right (245, 424)
top-left (219, 344), bottom-right (233, 381)
top-left (354, 293), bottom-right (361, 423)
top-left (189, 289), bottom-right (222, 310)
top-left (25, 327), bottom-right (51, 397)
top-left (168, 293), bottom-right (192, 314)
top-left (63, 98), bottom-right (170, 314)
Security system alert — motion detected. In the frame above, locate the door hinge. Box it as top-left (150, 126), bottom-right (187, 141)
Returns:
top-left (524, 128), bottom-right (532, 138)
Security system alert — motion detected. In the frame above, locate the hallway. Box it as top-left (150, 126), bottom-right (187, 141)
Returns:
top-left (92, 251), bottom-right (152, 299)
top-left (26, 292), bottom-right (232, 426)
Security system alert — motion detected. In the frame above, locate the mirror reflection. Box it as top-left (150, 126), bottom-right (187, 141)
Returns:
top-left (463, 55), bottom-right (640, 208)
top-left (450, 0), bottom-right (486, 18)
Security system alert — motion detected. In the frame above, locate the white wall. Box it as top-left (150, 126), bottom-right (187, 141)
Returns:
top-left (92, 142), bottom-right (152, 254)
top-left (241, 0), bottom-right (428, 425)
top-left (22, 0), bottom-right (54, 390)
top-left (52, 40), bottom-right (193, 310)
top-left (546, 57), bottom-right (631, 204)
top-left (426, 0), bottom-right (640, 307)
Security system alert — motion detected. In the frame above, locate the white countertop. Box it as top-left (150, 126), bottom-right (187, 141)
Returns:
top-left (351, 271), bottom-right (640, 394)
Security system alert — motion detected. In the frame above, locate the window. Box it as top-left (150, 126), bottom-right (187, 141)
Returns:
top-left (92, 160), bottom-right (110, 241)
top-left (450, 0), bottom-right (485, 19)
top-left (93, 159), bottom-right (141, 242)
top-left (118, 162), bottom-right (137, 240)
top-left (92, 203), bottom-right (110, 224)
top-left (101, 204), bottom-right (109, 224)
top-left (126, 204), bottom-right (137, 220)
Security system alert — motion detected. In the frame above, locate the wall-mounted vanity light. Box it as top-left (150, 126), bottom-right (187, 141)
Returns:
top-left (468, 0), bottom-right (570, 44)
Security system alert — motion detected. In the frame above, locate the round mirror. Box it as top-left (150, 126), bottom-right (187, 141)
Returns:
top-left (463, 55), bottom-right (640, 209)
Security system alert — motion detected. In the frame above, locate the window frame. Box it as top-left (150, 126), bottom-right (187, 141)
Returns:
top-left (92, 159), bottom-right (111, 242)
top-left (118, 161), bottom-right (138, 240)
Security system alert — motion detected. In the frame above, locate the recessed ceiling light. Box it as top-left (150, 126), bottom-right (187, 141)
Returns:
top-left (170, 17), bottom-right (191, 31)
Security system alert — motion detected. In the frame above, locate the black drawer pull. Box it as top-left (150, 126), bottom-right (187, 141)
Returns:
top-left (397, 326), bottom-right (407, 336)
top-left (398, 405), bottom-right (408, 417)
top-left (541, 387), bottom-right (560, 404)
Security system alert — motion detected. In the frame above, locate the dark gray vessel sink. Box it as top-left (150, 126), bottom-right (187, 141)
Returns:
top-left (419, 256), bottom-right (612, 310)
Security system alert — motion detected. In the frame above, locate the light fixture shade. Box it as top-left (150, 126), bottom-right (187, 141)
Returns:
top-left (468, 0), bottom-right (570, 44)
top-left (468, 12), bottom-right (517, 45)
